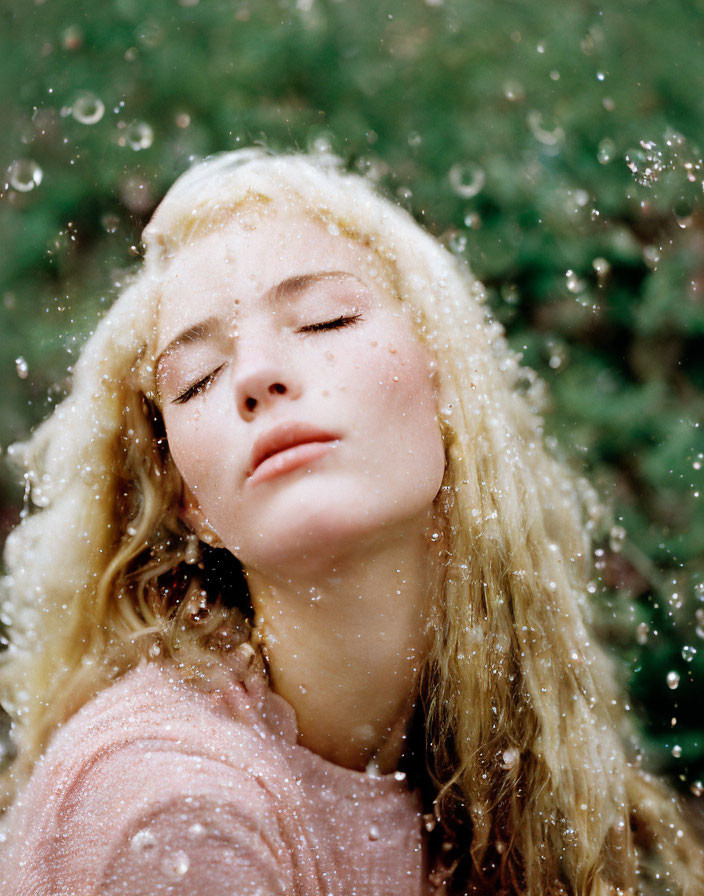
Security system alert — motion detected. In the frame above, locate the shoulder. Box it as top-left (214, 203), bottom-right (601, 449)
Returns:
top-left (2, 661), bottom-right (305, 896)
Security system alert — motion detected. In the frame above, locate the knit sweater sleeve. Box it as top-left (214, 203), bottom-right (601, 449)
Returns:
top-left (63, 740), bottom-right (294, 896)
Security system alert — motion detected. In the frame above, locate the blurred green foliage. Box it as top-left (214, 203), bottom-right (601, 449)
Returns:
top-left (1, 0), bottom-right (703, 793)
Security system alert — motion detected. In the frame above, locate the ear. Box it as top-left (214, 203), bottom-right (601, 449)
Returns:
top-left (179, 483), bottom-right (224, 548)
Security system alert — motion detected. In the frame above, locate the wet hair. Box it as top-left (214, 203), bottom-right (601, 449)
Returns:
top-left (1, 150), bottom-right (702, 894)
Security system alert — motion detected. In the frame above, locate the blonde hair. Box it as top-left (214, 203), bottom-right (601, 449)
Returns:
top-left (1, 150), bottom-right (701, 895)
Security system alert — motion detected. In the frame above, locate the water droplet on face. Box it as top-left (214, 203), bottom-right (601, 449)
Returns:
top-left (666, 671), bottom-right (680, 690)
top-left (162, 849), bottom-right (190, 880)
top-left (71, 92), bottom-right (105, 125)
top-left (15, 357), bottom-right (28, 379)
top-left (448, 162), bottom-right (485, 198)
top-left (131, 828), bottom-right (158, 852)
top-left (126, 121), bottom-right (154, 151)
top-left (368, 824), bottom-right (380, 841)
top-left (8, 160), bottom-right (43, 192)
top-left (393, 770), bottom-right (407, 782)
top-left (188, 822), bottom-right (206, 839)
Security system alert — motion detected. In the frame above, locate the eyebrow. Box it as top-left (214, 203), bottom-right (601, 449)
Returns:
top-left (155, 270), bottom-right (359, 371)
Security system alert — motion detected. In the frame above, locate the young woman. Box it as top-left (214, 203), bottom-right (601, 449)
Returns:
top-left (0, 150), bottom-right (701, 895)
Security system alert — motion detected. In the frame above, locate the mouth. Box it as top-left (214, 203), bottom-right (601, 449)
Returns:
top-left (249, 423), bottom-right (339, 484)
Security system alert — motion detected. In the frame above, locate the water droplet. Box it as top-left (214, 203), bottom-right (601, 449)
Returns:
top-left (609, 525), bottom-right (626, 553)
top-left (101, 213), bottom-right (120, 234)
top-left (694, 582), bottom-right (704, 601)
top-left (597, 138), bottom-right (615, 164)
top-left (502, 80), bottom-right (525, 102)
top-left (188, 822), bottom-right (206, 839)
top-left (368, 824), bottom-right (380, 841)
top-left (162, 849), bottom-right (190, 880)
top-left (148, 642), bottom-right (161, 658)
top-left (131, 828), bottom-right (157, 852)
top-left (423, 812), bottom-right (436, 832)
top-left (666, 671), bottom-right (680, 690)
top-left (592, 257), bottom-right (610, 281)
top-left (527, 111), bottom-right (564, 146)
top-left (626, 141), bottom-right (665, 186)
top-left (501, 747), bottom-right (520, 770)
top-left (393, 770), bottom-right (407, 782)
top-left (565, 269), bottom-right (586, 295)
top-left (71, 92), bottom-right (104, 125)
top-left (126, 121), bottom-right (154, 151)
top-left (672, 744), bottom-right (682, 758)
top-left (636, 622), bottom-right (649, 645)
top-left (682, 645), bottom-right (697, 663)
top-left (8, 160), bottom-right (43, 192)
top-left (691, 780), bottom-right (703, 797)
top-left (448, 162), bottom-right (485, 198)
top-left (15, 357), bottom-right (28, 379)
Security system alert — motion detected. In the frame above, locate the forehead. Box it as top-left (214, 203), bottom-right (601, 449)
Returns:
top-left (155, 205), bottom-right (395, 350)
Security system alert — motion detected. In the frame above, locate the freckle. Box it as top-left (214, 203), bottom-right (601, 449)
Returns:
top-left (371, 340), bottom-right (378, 348)
top-left (337, 384), bottom-right (347, 392)
top-left (388, 344), bottom-right (397, 354)
top-left (325, 351), bottom-right (335, 362)
top-left (322, 389), bottom-right (330, 397)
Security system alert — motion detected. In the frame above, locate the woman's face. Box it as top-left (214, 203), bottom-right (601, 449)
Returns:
top-left (155, 204), bottom-right (445, 575)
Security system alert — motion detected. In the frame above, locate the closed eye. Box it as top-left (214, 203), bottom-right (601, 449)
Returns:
top-left (298, 312), bottom-right (363, 334)
top-left (172, 364), bottom-right (225, 404)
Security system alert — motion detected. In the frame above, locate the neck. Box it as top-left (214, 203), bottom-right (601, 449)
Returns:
top-left (245, 517), bottom-right (439, 773)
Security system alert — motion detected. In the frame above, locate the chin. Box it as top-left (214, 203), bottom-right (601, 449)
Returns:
top-left (233, 499), bottom-right (430, 576)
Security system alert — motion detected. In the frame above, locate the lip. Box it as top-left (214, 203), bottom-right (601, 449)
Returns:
top-left (248, 422), bottom-right (340, 484)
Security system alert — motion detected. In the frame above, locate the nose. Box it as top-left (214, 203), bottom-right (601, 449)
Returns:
top-left (234, 356), bottom-right (301, 419)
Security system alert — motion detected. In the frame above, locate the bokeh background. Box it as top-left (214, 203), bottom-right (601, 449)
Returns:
top-left (1, 0), bottom-right (703, 797)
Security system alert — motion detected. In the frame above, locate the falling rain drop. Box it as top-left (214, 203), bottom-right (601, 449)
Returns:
top-left (672, 745), bottom-right (682, 758)
top-left (565, 269), bottom-right (586, 295)
top-left (597, 138), bottom-right (615, 164)
top-left (691, 781), bottom-right (703, 798)
top-left (609, 525), bottom-right (626, 553)
top-left (636, 622), bottom-right (649, 645)
top-left (666, 671), bottom-right (680, 690)
top-left (448, 163), bottom-right (485, 199)
top-left (527, 111), bottom-right (564, 146)
top-left (8, 160), bottom-right (43, 192)
top-left (681, 645), bottom-right (697, 663)
top-left (71, 92), bottom-right (105, 125)
top-left (126, 121), bottom-right (154, 151)
top-left (15, 357), bottom-right (28, 379)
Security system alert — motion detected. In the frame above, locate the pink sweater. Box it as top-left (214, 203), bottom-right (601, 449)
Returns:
top-left (1, 659), bottom-right (434, 895)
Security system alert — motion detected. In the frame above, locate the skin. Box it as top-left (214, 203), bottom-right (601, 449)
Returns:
top-left (155, 204), bottom-right (446, 772)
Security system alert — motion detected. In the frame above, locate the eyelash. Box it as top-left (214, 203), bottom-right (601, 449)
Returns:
top-left (172, 314), bottom-right (363, 404)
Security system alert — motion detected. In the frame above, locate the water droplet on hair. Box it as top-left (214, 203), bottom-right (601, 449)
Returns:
top-left (501, 747), bottom-right (520, 770)
top-left (8, 159), bottom-right (43, 192)
top-left (71, 92), bottom-right (105, 125)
